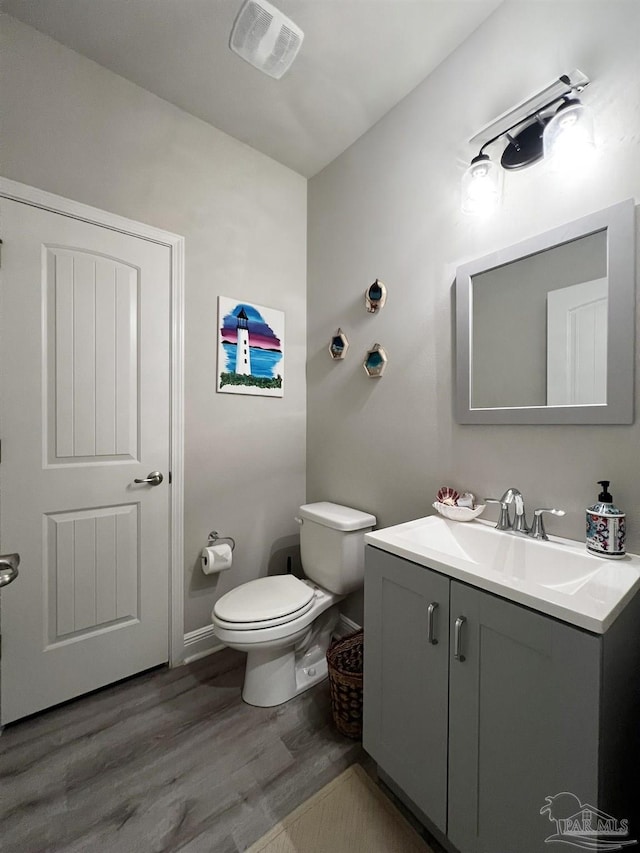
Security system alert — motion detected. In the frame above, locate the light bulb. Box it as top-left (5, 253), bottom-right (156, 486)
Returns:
top-left (461, 154), bottom-right (502, 215)
top-left (543, 99), bottom-right (596, 173)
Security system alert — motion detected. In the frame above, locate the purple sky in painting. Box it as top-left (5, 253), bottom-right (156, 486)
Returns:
top-left (220, 303), bottom-right (281, 352)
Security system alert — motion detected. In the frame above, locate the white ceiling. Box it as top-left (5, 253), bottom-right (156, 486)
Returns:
top-left (4, 0), bottom-right (503, 177)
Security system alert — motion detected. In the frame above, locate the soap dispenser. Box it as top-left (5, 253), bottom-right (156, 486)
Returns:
top-left (586, 480), bottom-right (626, 559)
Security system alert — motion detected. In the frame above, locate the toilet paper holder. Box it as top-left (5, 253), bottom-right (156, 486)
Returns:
top-left (207, 530), bottom-right (236, 551)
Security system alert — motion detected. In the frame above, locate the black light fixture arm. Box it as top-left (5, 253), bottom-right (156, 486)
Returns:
top-left (478, 95), bottom-right (574, 157)
top-left (476, 75), bottom-right (588, 157)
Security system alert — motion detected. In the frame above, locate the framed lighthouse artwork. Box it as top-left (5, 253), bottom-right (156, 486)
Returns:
top-left (217, 297), bottom-right (285, 397)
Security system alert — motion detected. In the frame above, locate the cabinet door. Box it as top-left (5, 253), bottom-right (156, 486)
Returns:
top-left (448, 581), bottom-right (601, 853)
top-left (363, 546), bottom-right (450, 832)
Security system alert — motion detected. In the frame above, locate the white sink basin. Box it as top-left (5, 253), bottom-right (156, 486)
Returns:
top-left (365, 515), bottom-right (640, 633)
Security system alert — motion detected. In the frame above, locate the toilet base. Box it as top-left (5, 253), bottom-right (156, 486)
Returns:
top-left (295, 648), bottom-right (329, 696)
top-left (242, 647), bottom-right (329, 707)
top-left (242, 608), bottom-right (338, 707)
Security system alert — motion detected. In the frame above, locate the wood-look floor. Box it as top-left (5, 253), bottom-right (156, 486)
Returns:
top-left (0, 648), bottom-right (368, 853)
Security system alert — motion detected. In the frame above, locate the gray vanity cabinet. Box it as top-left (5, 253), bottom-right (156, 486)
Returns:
top-left (362, 544), bottom-right (450, 833)
top-left (363, 545), bottom-right (640, 853)
top-left (447, 579), bottom-right (600, 853)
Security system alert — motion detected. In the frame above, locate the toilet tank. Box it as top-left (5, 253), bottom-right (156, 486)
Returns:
top-left (297, 502), bottom-right (376, 594)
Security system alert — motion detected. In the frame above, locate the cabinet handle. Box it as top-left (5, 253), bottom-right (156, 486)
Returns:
top-left (454, 616), bottom-right (466, 662)
top-left (427, 601), bottom-right (439, 645)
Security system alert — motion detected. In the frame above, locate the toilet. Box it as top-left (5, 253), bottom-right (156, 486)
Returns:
top-left (211, 502), bottom-right (376, 707)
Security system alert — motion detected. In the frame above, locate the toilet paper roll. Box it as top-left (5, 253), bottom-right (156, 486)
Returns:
top-left (201, 544), bottom-right (233, 575)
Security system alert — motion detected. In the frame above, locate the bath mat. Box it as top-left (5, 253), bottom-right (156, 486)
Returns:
top-left (245, 764), bottom-right (433, 853)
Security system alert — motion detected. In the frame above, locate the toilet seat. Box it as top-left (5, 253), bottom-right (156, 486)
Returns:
top-left (213, 575), bottom-right (315, 630)
top-left (213, 584), bottom-right (339, 648)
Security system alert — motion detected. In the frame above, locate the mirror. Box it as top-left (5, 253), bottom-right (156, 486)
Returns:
top-left (455, 199), bottom-right (636, 424)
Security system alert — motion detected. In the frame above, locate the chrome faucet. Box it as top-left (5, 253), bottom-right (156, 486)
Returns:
top-left (486, 488), bottom-right (566, 539)
top-left (485, 487), bottom-right (528, 533)
top-left (503, 487), bottom-right (529, 534)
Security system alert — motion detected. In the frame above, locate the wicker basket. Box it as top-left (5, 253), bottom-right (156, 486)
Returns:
top-left (326, 629), bottom-right (364, 739)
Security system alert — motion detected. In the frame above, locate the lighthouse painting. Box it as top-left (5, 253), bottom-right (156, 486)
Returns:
top-left (217, 297), bottom-right (284, 397)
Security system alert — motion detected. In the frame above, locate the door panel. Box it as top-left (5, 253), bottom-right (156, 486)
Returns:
top-left (46, 505), bottom-right (138, 643)
top-left (0, 198), bottom-right (171, 724)
top-left (46, 247), bottom-right (139, 463)
top-left (448, 582), bottom-right (601, 853)
top-left (363, 547), bottom-right (450, 833)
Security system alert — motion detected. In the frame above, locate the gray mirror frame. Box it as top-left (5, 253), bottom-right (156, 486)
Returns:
top-left (455, 198), bottom-right (636, 424)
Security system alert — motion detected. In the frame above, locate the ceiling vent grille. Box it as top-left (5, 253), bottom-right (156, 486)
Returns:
top-left (229, 0), bottom-right (304, 79)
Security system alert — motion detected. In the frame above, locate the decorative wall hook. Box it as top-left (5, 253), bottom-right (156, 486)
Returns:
top-left (363, 343), bottom-right (388, 377)
top-left (365, 279), bottom-right (387, 313)
top-left (329, 328), bottom-right (349, 360)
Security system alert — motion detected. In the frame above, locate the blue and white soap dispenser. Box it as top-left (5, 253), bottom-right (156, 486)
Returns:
top-left (586, 480), bottom-right (626, 559)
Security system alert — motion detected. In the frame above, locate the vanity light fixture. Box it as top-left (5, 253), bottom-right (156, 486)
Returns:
top-left (543, 97), bottom-right (596, 172)
top-left (462, 70), bottom-right (593, 214)
top-left (460, 153), bottom-right (502, 216)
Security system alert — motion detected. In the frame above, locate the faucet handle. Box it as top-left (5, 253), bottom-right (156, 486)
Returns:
top-left (529, 508), bottom-right (566, 540)
top-left (485, 498), bottom-right (511, 531)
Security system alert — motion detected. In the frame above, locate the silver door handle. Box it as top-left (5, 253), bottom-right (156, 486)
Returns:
top-left (454, 615), bottom-right (466, 662)
top-left (134, 471), bottom-right (163, 486)
top-left (0, 553), bottom-right (20, 587)
top-left (427, 601), bottom-right (439, 645)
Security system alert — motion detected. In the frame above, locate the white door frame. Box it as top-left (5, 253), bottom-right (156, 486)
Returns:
top-left (0, 176), bottom-right (186, 667)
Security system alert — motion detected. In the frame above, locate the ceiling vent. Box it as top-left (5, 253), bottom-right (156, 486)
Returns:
top-left (229, 0), bottom-right (304, 80)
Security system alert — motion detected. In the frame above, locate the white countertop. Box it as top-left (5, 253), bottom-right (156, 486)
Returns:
top-left (365, 515), bottom-right (640, 634)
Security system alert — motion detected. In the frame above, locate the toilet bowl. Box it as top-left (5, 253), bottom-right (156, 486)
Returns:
top-left (211, 502), bottom-right (376, 707)
top-left (213, 575), bottom-right (340, 706)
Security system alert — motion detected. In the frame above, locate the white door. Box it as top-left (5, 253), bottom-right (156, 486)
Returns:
top-left (546, 278), bottom-right (608, 406)
top-left (0, 199), bottom-right (171, 724)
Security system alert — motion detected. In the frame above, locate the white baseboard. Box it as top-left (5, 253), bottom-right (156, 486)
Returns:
top-left (334, 613), bottom-right (362, 639)
top-left (182, 624), bottom-right (225, 664)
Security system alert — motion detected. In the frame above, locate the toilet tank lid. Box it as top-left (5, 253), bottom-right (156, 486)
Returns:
top-left (298, 502), bottom-right (376, 531)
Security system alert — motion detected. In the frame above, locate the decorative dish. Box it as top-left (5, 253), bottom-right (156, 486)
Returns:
top-left (432, 501), bottom-right (485, 522)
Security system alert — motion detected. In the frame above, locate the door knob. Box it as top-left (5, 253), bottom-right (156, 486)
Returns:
top-left (0, 553), bottom-right (20, 587)
top-left (134, 471), bottom-right (164, 486)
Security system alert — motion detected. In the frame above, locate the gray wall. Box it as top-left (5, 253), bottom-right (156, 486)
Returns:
top-left (1, 15), bottom-right (307, 635)
top-left (308, 1), bottom-right (640, 622)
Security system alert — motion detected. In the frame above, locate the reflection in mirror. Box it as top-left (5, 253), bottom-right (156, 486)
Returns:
top-left (546, 274), bottom-right (607, 405)
top-left (471, 231), bottom-right (607, 408)
top-left (455, 198), bottom-right (635, 425)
